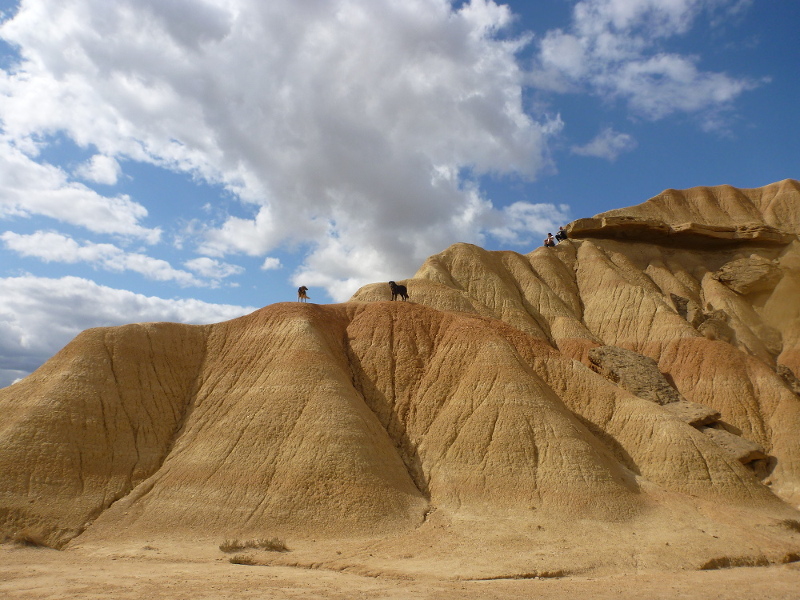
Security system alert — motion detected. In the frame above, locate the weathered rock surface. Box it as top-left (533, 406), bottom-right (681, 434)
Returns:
top-left (699, 426), bottom-right (769, 465)
top-left (577, 178), bottom-right (800, 236)
top-left (663, 400), bottom-right (722, 428)
top-left (714, 255), bottom-right (782, 295)
top-left (587, 345), bottom-right (683, 405)
top-left (354, 179), bottom-right (800, 510)
top-left (2, 180), bottom-right (800, 576)
top-left (568, 216), bottom-right (794, 248)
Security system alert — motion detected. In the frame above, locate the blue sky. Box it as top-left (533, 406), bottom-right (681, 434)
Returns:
top-left (1, 0), bottom-right (798, 386)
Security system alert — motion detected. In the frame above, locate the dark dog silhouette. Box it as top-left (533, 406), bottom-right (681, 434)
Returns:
top-left (389, 281), bottom-right (408, 301)
top-left (297, 286), bottom-right (310, 302)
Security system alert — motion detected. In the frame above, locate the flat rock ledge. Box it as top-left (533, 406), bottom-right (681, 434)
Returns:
top-left (567, 217), bottom-right (795, 247)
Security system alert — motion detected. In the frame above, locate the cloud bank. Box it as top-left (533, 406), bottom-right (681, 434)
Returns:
top-left (0, 0), bottom-right (567, 301)
top-left (0, 0), bottom-right (758, 298)
top-left (0, 275), bottom-right (255, 387)
top-left (0, 0), bottom-right (763, 381)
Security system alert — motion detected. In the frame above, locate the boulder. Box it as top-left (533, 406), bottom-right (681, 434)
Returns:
top-left (663, 401), bottom-right (722, 427)
top-left (714, 255), bottom-right (782, 295)
top-left (587, 345), bottom-right (683, 406)
top-left (699, 426), bottom-right (768, 465)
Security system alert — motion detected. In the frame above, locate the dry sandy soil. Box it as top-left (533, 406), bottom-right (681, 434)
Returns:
top-left (2, 542), bottom-right (800, 600)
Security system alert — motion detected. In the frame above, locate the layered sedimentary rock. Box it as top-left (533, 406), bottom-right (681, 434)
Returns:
top-left (353, 179), bottom-right (800, 508)
top-left (1, 180), bottom-right (800, 575)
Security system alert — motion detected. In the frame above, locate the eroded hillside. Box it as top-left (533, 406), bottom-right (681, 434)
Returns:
top-left (1, 179), bottom-right (799, 577)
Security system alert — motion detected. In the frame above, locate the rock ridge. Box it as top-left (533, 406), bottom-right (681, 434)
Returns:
top-left (567, 216), bottom-right (795, 247)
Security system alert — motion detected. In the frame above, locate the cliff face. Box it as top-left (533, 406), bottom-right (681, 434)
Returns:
top-left (2, 180), bottom-right (800, 575)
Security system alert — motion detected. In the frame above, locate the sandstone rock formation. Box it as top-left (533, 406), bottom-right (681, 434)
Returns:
top-left (2, 179), bottom-right (800, 576)
top-left (587, 344), bottom-right (722, 427)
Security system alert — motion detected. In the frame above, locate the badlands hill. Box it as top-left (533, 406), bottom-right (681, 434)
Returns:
top-left (1, 179), bottom-right (800, 578)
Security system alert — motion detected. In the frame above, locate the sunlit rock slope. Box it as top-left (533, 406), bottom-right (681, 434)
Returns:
top-left (1, 179), bottom-right (799, 576)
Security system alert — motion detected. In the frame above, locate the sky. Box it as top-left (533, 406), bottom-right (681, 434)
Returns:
top-left (1, 0), bottom-right (798, 387)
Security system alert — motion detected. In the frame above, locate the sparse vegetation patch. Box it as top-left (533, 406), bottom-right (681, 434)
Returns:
top-left (782, 552), bottom-right (800, 563)
top-left (699, 555), bottom-right (770, 570)
top-left (779, 519), bottom-right (800, 533)
top-left (219, 537), bottom-right (289, 553)
top-left (4, 531), bottom-right (48, 548)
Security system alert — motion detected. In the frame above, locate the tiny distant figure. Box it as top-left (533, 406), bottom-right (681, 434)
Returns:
top-left (555, 226), bottom-right (568, 243)
top-left (543, 233), bottom-right (556, 247)
top-left (297, 286), bottom-right (310, 302)
top-left (389, 281), bottom-right (409, 301)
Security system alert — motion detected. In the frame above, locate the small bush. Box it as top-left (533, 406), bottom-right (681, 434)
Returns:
top-left (219, 537), bottom-right (289, 553)
top-left (9, 531), bottom-right (48, 548)
top-left (780, 519), bottom-right (800, 533)
top-left (700, 555), bottom-right (769, 570)
top-left (782, 552), bottom-right (800, 564)
top-left (253, 537), bottom-right (289, 552)
top-left (229, 554), bottom-right (257, 565)
top-left (219, 539), bottom-right (246, 553)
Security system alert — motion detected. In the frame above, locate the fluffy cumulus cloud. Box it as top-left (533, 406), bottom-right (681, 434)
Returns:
top-left (0, 0), bottom-right (564, 302)
top-left (571, 127), bottom-right (637, 161)
top-left (0, 0), bottom-right (760, 381)
top-left (260, 257), bottom-right (281, 271)
top-left (74, 154), bottom-right (122, 185)
top-left (0, 140), bottom-right (160, 242)
top-left (1, 230), bottom-right (215, 286)
top-left (0, 275), bottom-right (255, 387)
top-left (531, 0), bottom-right (759, 122)
top-left (183, 256), bottom-right (244, 280)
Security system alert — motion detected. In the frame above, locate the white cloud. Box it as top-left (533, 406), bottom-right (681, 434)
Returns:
top-left (571, 127), bottom-right (637, 161)
top-left (0, 0), bottom-right (559, 301)
top-left (74, 154), bottom-right (122, 185)
top-left (0, 274), bottom-right (256, 387)
top-left (260, 257), bottom-right (281, 271)
top-left (196, 208), bottom-right (282, 258)
top-left (184, 256), bottom-right (244, 280)
top-left (610, 53), bottom-right (757, 119)
top-left (0, 139), bottom-right (160, 242)
top-left (532, 0), bottom-right (760, 121)
top-left (540, 31), bottom-right (588, 80)
top-left (1, 230), bottom-right (206, 286)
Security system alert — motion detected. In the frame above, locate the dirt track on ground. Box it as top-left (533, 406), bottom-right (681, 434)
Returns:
top-left (2, 544), bottom-right (800, 600)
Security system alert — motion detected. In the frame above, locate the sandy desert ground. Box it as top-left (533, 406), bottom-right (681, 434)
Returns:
top-left (2, 542), bottom-right (800, 600)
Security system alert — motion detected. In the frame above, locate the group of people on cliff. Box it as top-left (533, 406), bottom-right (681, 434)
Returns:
top-left (543, 226), bottom-right (568, 247)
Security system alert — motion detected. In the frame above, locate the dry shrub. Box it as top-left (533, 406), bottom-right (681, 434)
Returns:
top-left (219, 537), bottom-right (289, 553)
top-left (253, 537), bottom-right (289, 552)
top-left (782, 552), bottom-right (800, 564)
top-left (7, 531), bottom-right (48, 548)
top-left (700, 555), bottom-right (769, 570)
top-left (779, 519), bottom-right (800, 533)
top-left (229, 554), bottom-right (257, 565)
top-left (219, 539), bottom-right (246, 553)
